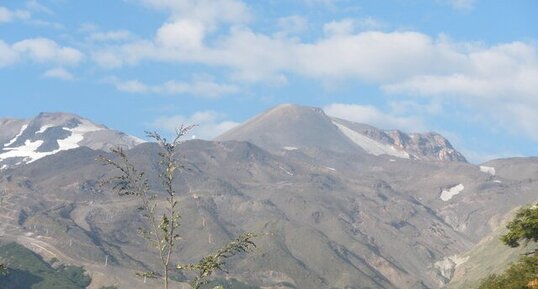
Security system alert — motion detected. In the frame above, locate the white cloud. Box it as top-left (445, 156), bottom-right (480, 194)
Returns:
top-left (0, 6), bottom-right (31, 23)
top-left (43, 67), bottom-right (74, 80)
top-left (25, 0), bottom-right (54, 15)
top-left (138, 0), bottom-right (251, 26)
top-left (323, 19), bottom-right (355, 36)
top-left (323, 17), bottom-right (387, 36)
top-left (0, 40), bottom-right (19, 67)
top-left (86, 30), bottom-right (134, 42)
top-left (27, 19), bottom-right (64, 29)
top-left (440, 0), bottom-right (475, 10)
top-left (276, 15), bottom-right (309, 35)
top-left (156, 19), bottom-right (205, 49)
top-left (88, 3), bottom-right (538, 142)
top-left (92, 29), bottom-right (466, 83)
top-left (383, 41), bottom-right (538, 140)
top-left (12, 38), bottom-right (83, 66)
top-left (150, 111), bottom-right (239, 140)
top-left (107, 77), bottom-right (239, 98)
top-left (0, 2), bottom-right (55, 25)
top-left (323, 103), bottom-right (427, 132)
top-left (1, 37), bottom-right (83, 69)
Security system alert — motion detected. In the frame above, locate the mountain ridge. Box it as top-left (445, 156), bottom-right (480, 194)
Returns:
top-left (1, 106), bottom-right (536, 289)
top-left (0, 112), bottom-right (144, 169)
top-left (217, 104), bottom-right (467, 162)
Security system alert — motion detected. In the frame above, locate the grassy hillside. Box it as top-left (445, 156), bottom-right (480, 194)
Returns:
top-left (0, 242), bottom-right (91, 289)
top-left (445, 225), bottom-right (538, 288)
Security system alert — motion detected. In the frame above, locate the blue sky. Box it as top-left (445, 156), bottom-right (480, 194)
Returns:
top-left (1, 0), bottom-right (537, 163)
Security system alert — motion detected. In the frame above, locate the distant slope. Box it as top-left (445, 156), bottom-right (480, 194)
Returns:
top-left (0, 112), bottom-right (143, 169)
top-left (331, 118), bottom-right (467, 162)
top-left (444, 218), bottom-right (538, 289)
top-left (0, 242), bottom-right (91, 289)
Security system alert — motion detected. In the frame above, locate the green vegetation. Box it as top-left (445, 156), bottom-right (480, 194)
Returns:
top-left (99, 127), bottom-right (256, 289)
top-left (0, 262), bottom-right (7, 276)
top-left (476, 204), bottom-right (538, 289)
top-left (477, 255), bottom-right (538, 289)
top-left (0, 242), bottom-right (91, 289)
top-left (501, 204), bottom-right (538, 249)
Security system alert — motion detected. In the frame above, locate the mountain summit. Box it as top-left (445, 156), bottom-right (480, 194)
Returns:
top-left (217, 104), bottom-right (466, 162)
top-left (216, 104), bottom-right (361, 154)
top-left (0, 112), bottom-right (143, 169)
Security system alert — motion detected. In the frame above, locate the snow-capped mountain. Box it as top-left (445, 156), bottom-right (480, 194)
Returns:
top-left (216, 104), bottom-right (467, 162)
top-left (0, 112), bottom-right (144, 169)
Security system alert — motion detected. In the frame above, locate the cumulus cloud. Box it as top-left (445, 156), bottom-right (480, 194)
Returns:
top-left (43, 67), bottom-right (74, 80)
top-left (82, 0), bottom-right (538, 143)
top-left (323, 17), bottom-right (388, 36)
top-left (383, 41), bottom-right (538, 140)
top-left (91, 29), bottom-right (468, 84)
top-left (1, 38), bottom-right (83, 67)
top-left (107, 77), bottom-right (239, 98)
top-left (323, 103), bottom-right (427, 132)
top-left (89, 7), bottom-right (538, 140)
top-left (10, 38), bottom-right (83, 66)
top-left (155, 19), bottom-right (205, 49)
top-left (150, 111), bottom-right (239, 140)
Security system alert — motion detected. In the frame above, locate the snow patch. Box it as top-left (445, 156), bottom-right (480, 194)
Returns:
top-left (333, 121), bottom-right (410, 159)
top-left (326, 167), bottom-right (336, 171)
top-left (440, 184), bottom-right (464, 201)
top-left (434, 255), bottom-right (469, 283)
top-left (283, 146), bottom-right (298, 151)
top-left (451, 255), bottom-right (470, 267)
top-left (36, 124), bottom-right (54, 134)
top-left (0, 120), bottom-right (103, 164)
top-left (4, 124), bottom-right (28, 147)
top-left (494, 180), bottom-right (502, 183)
top-left (480, 165), bottom-right (495, 176)
top-left (0, 139), bottom-right (45, 162)
top-left (389, 159), bottom-right (396, 162)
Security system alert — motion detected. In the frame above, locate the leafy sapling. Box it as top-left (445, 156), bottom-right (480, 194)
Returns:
top-left (99, 125), bottom-right (256, 289)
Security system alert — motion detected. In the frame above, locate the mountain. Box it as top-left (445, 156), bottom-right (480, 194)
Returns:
top-left (0, 106), bottom-right (536, 289)
top-left (216, 104), bottom-right (467, 162)
top-left (0, 112), bottom-right (144, 169)
top-left (215, 104), bottom-right (361, 154)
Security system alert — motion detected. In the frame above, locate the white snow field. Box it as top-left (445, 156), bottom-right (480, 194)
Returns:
top-left (440, 184), bottom-right (465, 201)
top-left (333, 121), bottom-right (410, 159)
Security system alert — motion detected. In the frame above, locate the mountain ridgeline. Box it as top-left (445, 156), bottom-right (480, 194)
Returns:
top-left (216, 104), bottom-right (466, 162)
top-left (0, 104), bottom-right (536, 289)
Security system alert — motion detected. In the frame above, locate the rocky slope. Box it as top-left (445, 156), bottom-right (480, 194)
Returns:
top-left (0, 106), bottom-right (536, 289)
